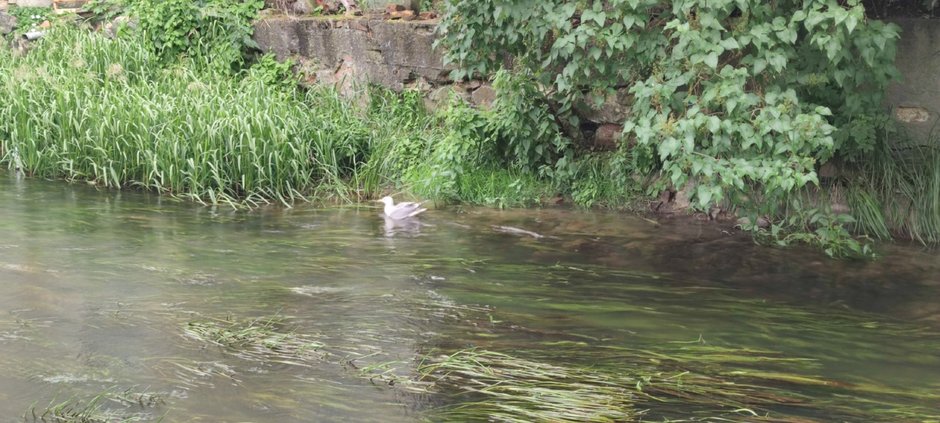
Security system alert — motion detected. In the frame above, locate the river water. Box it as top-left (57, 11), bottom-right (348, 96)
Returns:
top-left (0, 173), bottom-right (938, 422)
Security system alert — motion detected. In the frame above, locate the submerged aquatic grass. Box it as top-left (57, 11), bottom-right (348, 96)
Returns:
top-left (24, 388), bottom-right (162, 423)
top-left (417, 349), bottom-right (638, 422)
top-left (415, 344), bottom-right (940, 422)
top-left (183, 316), bottom-right (325, 365)
top-left (177, 287), bottom-right (940, 422)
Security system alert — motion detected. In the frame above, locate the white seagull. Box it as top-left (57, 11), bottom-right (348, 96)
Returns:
top-left (377, 196), bottom-right (427, 220)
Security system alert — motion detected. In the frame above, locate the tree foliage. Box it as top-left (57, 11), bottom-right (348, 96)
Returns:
top-left (437, 0), bottom-right (900, 210)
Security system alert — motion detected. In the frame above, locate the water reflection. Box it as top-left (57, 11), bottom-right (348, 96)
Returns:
top-left (382, 215), bottom-right (426, 237)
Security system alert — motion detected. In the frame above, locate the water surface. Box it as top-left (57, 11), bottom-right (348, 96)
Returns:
top-left (1, 173), bottom-right (938, 421)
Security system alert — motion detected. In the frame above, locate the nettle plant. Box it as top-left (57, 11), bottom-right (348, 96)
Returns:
top-left (437, 0), bottom-right (900, 210)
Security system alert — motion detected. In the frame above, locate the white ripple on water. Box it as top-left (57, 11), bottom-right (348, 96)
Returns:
top-left (289, 285), bottom-right (350, 296)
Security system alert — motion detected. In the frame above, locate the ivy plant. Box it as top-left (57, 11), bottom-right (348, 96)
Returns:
top-left (437, 0), bottom-right (900, 211)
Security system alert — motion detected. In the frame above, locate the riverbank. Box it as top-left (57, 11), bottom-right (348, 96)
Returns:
top-left (0, 25), bottom-right (641, 210)
top-left (1, 7), bottom-right (938, 259)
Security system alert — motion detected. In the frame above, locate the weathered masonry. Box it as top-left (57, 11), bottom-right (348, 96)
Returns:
top-left (884, 19), bottom-right (940, 142)
top-left (254, 15), bottom-right (940, 144)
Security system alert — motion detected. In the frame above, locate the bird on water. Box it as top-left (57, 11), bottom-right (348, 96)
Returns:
top-left (377, 196), bottom-right (427, 220)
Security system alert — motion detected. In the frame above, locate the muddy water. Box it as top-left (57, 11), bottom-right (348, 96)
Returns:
top-left (0, 173), bottom-right (939, 421)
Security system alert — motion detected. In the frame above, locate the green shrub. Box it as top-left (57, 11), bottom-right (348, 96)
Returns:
top-left (437, 0), bottom-right (900, 210)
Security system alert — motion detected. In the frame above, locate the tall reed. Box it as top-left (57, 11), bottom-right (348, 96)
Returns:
top-left (845, 142), bottom-right (940, 244)
top-left (0, 27), bottom-right (418, 206)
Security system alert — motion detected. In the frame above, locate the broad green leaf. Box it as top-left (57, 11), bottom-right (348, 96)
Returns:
top-left (704, 52), bottom-right (719, 69)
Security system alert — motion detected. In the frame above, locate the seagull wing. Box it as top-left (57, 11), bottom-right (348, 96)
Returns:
top-left (388, 201), bottom-right (426, 220)
top-left (406, 207), bottom-right (427, 218)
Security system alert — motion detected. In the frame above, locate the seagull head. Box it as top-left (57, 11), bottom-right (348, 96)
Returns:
top-left (377, 196), bottom-right (394, 206)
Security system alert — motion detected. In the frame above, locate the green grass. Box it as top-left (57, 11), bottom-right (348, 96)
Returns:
top-left (0, 26), bottom-right (558, 209)
top-left (407, 165), bottom-right (552, 208)
top-left (0, 27), bottom-right (425, 207)
top-left (844, 142), bottom-right (940, 244)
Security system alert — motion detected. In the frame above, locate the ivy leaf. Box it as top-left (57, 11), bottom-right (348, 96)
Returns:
top-left (697, 185), bottom-right (713, 208)
top-left (845, 14), bottom-right (858, 34)
top-left (768, 54), bottom-right (787, 72)
top-left (720, 38), bottom-right (740, 50)
top-left (622, 120), bottom-right (636, 133)
top-left (726, 98), bottom-right (738, 114)
top-left (623, 14), bottom-right (636, 29)
top-left (659, 138), bottom-right (680, 160)
top-left (590, 47), bottom-right (602, 61)
top-left (707, 116), bottom-right (721, 134)
top-left (704, 52), bottom-right (719, 70)
top-left (753, 58), bottom-right (768, 74)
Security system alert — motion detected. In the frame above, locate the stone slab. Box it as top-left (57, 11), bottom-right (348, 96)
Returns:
top-left (885, 18), bottom-right (940, 143)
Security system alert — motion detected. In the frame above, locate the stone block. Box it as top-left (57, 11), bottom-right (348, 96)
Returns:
top-left (388, 0), bottom-right (419, 11)
top-left (53, 0), bottom-right (87, 9)
top-left (470, 84), bottom-right (496, 109)
top-left (592, 124), bottom-right (622, 151)
top-left (894, 106), bottom-right (931, 123)
top-left (575, 88), bottom-right (632, 124)
top-left (0, 11), bottom-right (15, 35)
top-left (885, 18), bottom-right (940, 143)
top-left (425, 86), bottom-right (469, 111)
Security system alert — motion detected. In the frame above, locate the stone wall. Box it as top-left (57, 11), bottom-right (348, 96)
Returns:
top-left (252, 16), bottom-right (614, 148)
top-left (253, 17), bottom-right (454, 94)
top-left (885, 19), bottom-right (940, 143)
top-left (254, 16), bottom-right (940, 145)
top-left (253, 16), bottom-right (506, 112)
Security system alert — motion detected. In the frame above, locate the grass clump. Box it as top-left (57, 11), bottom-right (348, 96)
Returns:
top-left (183, 316), bottom-right (325, 363)
top-left (0, 27), bottom-right (411, 206)
top-left (416, 346), bottom-right (940, 422)
top-left (418, 349), bottom-right (638, 422)
top-left (748, 136), bottom-right (940, 255)
top-left (24, 389), bottom-right (162, 423)
top-left (845, 143), bottom-right (940, 244)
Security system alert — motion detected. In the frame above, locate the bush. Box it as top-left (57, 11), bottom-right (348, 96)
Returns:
top-left (437, 0), bottom-right (900, 211)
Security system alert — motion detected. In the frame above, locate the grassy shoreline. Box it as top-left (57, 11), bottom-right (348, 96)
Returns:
top-left (0, 27), bottom-right (579, 210)
top-left (1, 24), bottom-right (937, 255)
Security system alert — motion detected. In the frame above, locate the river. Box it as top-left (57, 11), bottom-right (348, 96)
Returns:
top-left (0, 173), bottom-right (938, 422)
